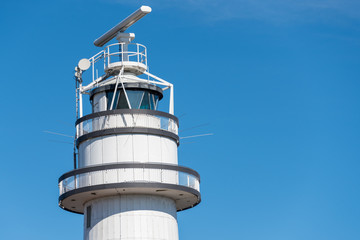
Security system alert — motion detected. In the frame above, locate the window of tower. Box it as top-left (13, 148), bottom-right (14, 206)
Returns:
top-left (86, 205), bottom-right (91, 228)
top-left (106, 89), bottom-right (160, 110)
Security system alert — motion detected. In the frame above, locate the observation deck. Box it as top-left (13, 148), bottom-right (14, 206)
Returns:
top-left (58, 163), bottom-right (201, 214)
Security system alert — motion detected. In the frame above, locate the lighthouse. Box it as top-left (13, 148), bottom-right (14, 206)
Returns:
top-left (58, 6), bottom-right (201, 240)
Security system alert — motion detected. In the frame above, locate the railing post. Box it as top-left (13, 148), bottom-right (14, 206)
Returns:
top-left (145, 47), bottom-right (147, 66)
top-left (107, 46), bottom-right (110, 66)
top-left (103, 51), bottom-right (106, 70)
top-left (161, 168), bottom-right (163, 183)
top-left (120, 43), bottom-right (123, 62)
top-left (137, 44), bottom-right (139, 63)
top-left (88, 172), bottom-right (91, 187)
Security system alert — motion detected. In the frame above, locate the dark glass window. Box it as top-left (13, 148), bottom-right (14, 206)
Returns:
top-left (116, 90), bottom-right (129, 109)
top-left (149, 93), bottom-right (155, 110)
top-left (140, 92), bottom-right (150, 109)
top-left (106, 91), bottom-right (119, 110)
top-left (86, 206), bottom-right (91, 228)
top-left (106, 89), bottom-right (160, 110)
top-left (127, 90), bottom-right (144, 108)
top-left (151, 94), bottom-right (159, 110)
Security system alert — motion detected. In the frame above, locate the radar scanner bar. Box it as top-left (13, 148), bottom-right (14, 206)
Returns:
top-left (94, 6), bottom-right (152, 47)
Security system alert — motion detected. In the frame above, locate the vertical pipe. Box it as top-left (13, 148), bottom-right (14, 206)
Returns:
top-left (79, 83), bottom-right (83, 118)
top-left (92, 57), bottom-right (94, 82)
top-left (123, 43), bottom-right (129, 61)
top-left (169, 84), bottom-right (174, 114)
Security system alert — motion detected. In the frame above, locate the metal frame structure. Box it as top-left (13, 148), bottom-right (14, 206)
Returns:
top-left (76, 42), bottom-right (175, 118)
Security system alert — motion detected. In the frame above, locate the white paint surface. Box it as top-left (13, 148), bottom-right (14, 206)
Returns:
top-left (92, 92), bottom-right (106, 113)
top-left (84, 195), bottom-right (178, 240)
top-left (78, 134), bottom-right (178, 167)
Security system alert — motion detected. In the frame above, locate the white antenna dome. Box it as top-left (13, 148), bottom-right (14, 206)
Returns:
top-left (77, 58), bottom-right (91, 71)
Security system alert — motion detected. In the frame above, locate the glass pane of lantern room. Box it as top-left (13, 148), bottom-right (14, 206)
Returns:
top-left (127, 91), bottom-right (144, 109)
top-left (149, 93), bottom-right (156, 110)
top-left (153, 94), bottom-right (159, 110)
top-left (116, 90), bottom-right (129, 109)
top-left (140, 92), bottom-right (150, 109)
top-left (106, 91), bottom-right (120, 110)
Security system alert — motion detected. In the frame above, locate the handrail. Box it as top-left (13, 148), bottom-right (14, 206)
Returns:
top-left (75, 109), bottom-right (179, 126)
top-left (59, 162), bottom-right (200, 183)
top-left (104, 42), bottom-right (147, 66)
top-left (58, 162), bottom-right (201, 196)
top-left (86, 42), bottom-right (147, 83)
top-left (75, 109), bottom-right (179, 139)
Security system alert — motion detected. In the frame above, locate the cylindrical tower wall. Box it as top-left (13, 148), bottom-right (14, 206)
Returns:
top-left (84, 195), bottom-right (179, 240)
top-left (78, 134), bottom-right (178, 167)
top-left (76, 81), bottom-right (180, 240)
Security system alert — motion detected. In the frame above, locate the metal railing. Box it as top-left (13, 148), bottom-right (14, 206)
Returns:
top-left (76, 110), bottom-right (178, 138)
top-left (59, 164), bottom-right (200, 196)
top-left (105, 42), bottom-right (147, 66)
top-left (88, 43), bottom-right (147, 82)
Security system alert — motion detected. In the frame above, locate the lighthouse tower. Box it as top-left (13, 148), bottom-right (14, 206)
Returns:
top-left (58, 6), bottom-right (201, 240)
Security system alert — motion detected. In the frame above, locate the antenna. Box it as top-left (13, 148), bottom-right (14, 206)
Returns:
top-left (77, 58), bottom-right (91, 71)
top-left (94, 6), bottom-right (152, 47)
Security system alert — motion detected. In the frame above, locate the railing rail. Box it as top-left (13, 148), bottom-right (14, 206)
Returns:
top-left (87, 42), bottom-right (147, 82)
top-left (58, 163), bottom-right (200, 196)
top-left (76, 109), bottom-right (178, 139)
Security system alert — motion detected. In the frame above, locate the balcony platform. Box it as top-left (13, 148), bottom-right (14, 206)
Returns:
top-left (58, 163), bottom-right (201, 214)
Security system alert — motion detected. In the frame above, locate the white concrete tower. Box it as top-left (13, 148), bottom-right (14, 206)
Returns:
top-left (58, 6), bottom-right (201, 240)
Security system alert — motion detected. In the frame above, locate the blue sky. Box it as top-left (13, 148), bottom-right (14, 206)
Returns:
top-left (1, 0), bottom-right (360, 239)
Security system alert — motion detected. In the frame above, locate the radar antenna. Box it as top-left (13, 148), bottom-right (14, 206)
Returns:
top-left (94, 6), bottom-right (151, 47)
